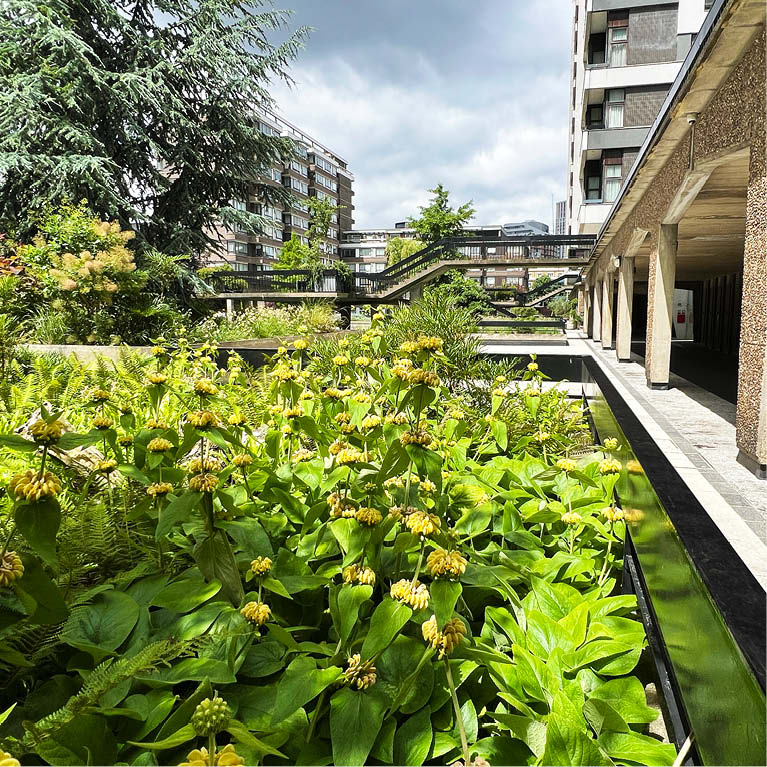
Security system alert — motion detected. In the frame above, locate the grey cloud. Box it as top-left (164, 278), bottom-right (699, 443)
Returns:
top-left (270, 0), bottom-right (571, 227)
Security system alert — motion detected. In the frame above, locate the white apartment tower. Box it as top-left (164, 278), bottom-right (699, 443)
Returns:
top-left (566, 0), bottom-right (710, 234)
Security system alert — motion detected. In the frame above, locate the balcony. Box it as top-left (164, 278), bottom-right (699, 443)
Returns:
top-left (584, 61), bottom-right (680, 90)
top-left (586, 125), bottom-right (649, 151)
top-left (577, 200), bottom-right (613, 233)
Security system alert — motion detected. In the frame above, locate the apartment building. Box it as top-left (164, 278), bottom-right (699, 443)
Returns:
top-left (566, 0), bottom-right (709, 234)
top-left (213, 110), bottom-right (354, 271)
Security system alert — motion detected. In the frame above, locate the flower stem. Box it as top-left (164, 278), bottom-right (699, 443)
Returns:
top-left (446, 659), bottom-right (470, 766)
top-left (598, 537), bottom-right (613, 585)
top-left (208, 733), bottom-right (216, 767)
top-left (410, 540), bottom-right (425, 587)
top-left (0, 524), bottom-right (16, 559)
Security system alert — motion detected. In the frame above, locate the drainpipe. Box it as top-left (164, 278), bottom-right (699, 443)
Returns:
top-left (687, 113), bottom-right (699, 170)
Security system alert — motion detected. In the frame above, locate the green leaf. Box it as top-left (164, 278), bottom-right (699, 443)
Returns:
top-left (219, 518), bottom-right (273, 558)
top-left (193, 532), bottom-right (244, 606)
top-left (583, 699), bottom-right (630, 735)
top-left (129, 724), bottom-right (196, 750)
top-left (513, 645), bottom-right (560, 705)
top-left (155, 491), bottom-right (201, 538)
top-left (541, 692), bottom-right (612, 766)
top-left (430, 580), bottom-right (462, 628)
top-left (490, 419), bottom-right (508, 451)
top-left (270, 657), bottom-right (342, 726)
top-left (14, 499), bottom-right (61, 566)
top-left (371, 717), bottom-right (396, 762)
top-left (378, 636), bottom-right (434, 715)
top-left (61, 591), bottom-right (139, 660)
top-left (361, 598), bottom-right (412, 659)
top-left (35, 713), bottom-right (118, 766)
top-left (525, 609), bottom-right (578, 659)
top-left (13, 555), bottom-right (68, 624)
top-left (0, 434), bottom-right (37, 452)
top-left (151, 577), bottom-right (222, 612)
top-left (155, 680), bottom-right (212, 740)
top-left (239, 641), bottom-right (286, 678)
top-left (394, 705), bottom-right (433, 766)
top-left (0, 703), bottom-right (17, 726)
top-left (588, 677), bottom-right (658, 724)
top-left (329, 687), bottom-right (387, 766)
top-left (226, 720), bottom-right (286, 758)
top-left (490, 713), bottom-right (547, 757)
top-left (57, 432), bottom-right (104, 450)
top-left (335, 584), bottom-right (373, 646)
top-left (598, 731), bottom-right (676, 766)
top-left (141, 657), bottom-right (236, 685)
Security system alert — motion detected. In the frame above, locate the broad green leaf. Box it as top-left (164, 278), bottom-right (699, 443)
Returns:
top-left (329, 687), bottom-right (387, 766)
top-left (531, 577), bottom-right (583, 620)
top-left (583, 698), bottom-right (630, 735)
top-left (470, 736), bottom-right (536, 766)
top-left (361, 598), bottom-right (412, 659)
top-left (271, 657), bottom-right (342, 725)
top-left (57, 432), bottom-right (104, 450)
top-left (14, 499), bottom-right (61, 566)
top-left (155, 491), bottom-right (201, 538)
top-left (14, 555), bottom-right (68, 625)
top-left (61, 591), bottom-right (139, 660)
top-left (598, 731), bottom-right (676, 766)
top-left (588, 677), bottom-right (658, 724)
top-left (36, 713), bottom-right (118, 766)
top-left (155, 680), bottom-right (212, 740)
top-left (394, 706), bottom-right (433, 766)
top-left (151, 578), bottom-right (221, 612)
top-left (141, 658), bottom-right (236, 685)
top-left (431, 580), bottom-right (461, 629)
top-left (335, 584), bottom-right (373, 646)
top-left (193, 533), bottom-right (244, 606)
top-left (541, 692), bottom-right (612, 766)
top-left (378, 636), bottom-right (434, 715)
top-left (490, 713), bottom-right (547, 757)
top-left (220, 518), bottom-right (273, 558)
top-left (371, 717), bottom-right (396, 762)
top-left (0, 434), bottom-right (37, 451)
top-left (513, 645), bottom-right (560, 704)
top-left (526, 609), bottom-right (577, 659)
top-left (239, 641), bottom-right (286, 678)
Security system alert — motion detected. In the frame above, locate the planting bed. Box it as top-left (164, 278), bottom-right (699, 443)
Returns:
top-left (0, 322), bottom-right (762, 766)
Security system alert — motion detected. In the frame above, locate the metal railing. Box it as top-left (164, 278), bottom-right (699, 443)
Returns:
top-left (212, 234), bottom-right (595, 299)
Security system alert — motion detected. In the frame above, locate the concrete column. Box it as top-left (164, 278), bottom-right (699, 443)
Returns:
top-left (616, 256), bottom-right (635, 362)
top-left (735, 156), bottom-right (767, 478)
top-left (601, 274), bottom-right (615, 350)
top-left (646, 224), bottom-right (678, 389)
top-left (225, 298), bottom-right (234, 319)
top-left (409, 283), bottom-right (423, 302)
top-left (592, 277), bottom-right (602, 343)
top-left (582, 282), bottom-right (591, 334)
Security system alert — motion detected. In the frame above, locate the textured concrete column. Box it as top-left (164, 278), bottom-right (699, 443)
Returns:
top-left (225, 298), bottom-right (234, 319)
top-left (409, 283), bottom-right (423, 302)
top-left (601, 274), bottom-right (615, 350)
top-left (616, 256), bottom-right (634, 361)
top-left (646, 224), bottom-right (677, 388)
top-left (582, 283), bottom-right (591, 333)
top-left (736, 152), bottom-right (767, 477)
top-left (592, 277), bottom-right (602, 343)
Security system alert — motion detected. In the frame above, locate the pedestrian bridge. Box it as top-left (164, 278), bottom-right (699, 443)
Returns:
top-left (207, 234), bottom-right (594, 307)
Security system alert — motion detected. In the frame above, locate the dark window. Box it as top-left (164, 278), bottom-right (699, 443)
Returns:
top-left (588, 32), bottom-right (606, 65)
top-left (584, 159), bottom-right (602, 201)
top-left (586, 103), bottom-right (604, 128)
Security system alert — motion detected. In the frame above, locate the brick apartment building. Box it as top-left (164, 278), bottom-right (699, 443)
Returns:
top-left (210, 110), bottom-right (354, 271)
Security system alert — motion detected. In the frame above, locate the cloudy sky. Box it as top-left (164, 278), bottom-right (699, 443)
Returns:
top-left (269, 1), bottom-right (571, 230)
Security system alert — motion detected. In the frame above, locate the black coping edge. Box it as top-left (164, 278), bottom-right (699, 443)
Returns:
top-left (583, 355), bottom-right (766, 691)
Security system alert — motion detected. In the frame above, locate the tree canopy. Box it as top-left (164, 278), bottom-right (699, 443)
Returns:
top-left (0, 0), bottom-right (308, 258)
top-left (385, 237), bottom-right (423, 267)
top-left (407, 184), bottom-right (476, 244)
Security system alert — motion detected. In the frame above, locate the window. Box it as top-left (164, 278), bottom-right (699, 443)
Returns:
top-left (603, 160), bottom-right (622, 202)
top-left (262, 245), bottom-right (277, 258)
top-left (309, 154), bottom-right (337, 175)
top-left (608, 25), bottom-right (627, 67)
top-left (605, 89), bottom-right (624, 128)
top-left (284, 214), bottom-right (308, 229)
top-left (586, 103), bottom-right (603, 128)
top-left (328, 228), bottom-right (338, 240)
top-left (314, 173), bottom-right (337, 192)
top-left (290, 160), bottom-right (308, 176)
top-left (588, 32), bottom-right (606, 65)
top-left (232, 262), bottom-right (248, 272)
top-left (227, 241), bottom-right (249, 255)
top-left (258, 121), bottom-right (276, 136)
top-left (584, 159), bottom-right (602, 201)
top-left (375, 248), bottom-right (385, 256)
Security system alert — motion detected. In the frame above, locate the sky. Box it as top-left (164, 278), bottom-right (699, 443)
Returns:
top-left (268, 0), bottom-right (572, 230)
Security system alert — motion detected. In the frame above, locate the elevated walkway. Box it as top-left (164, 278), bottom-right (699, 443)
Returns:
top-left (209, 234), bottom-right (593, 306)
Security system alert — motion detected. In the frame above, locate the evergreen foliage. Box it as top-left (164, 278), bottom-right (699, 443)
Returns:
top-left (0, 0), bottom-right (308, 257)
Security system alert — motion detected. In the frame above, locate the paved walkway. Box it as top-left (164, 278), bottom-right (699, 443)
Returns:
top-left (569, 332), bottom-right (767, 588)
top-left (481, 334), bottom-right (767, 588)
